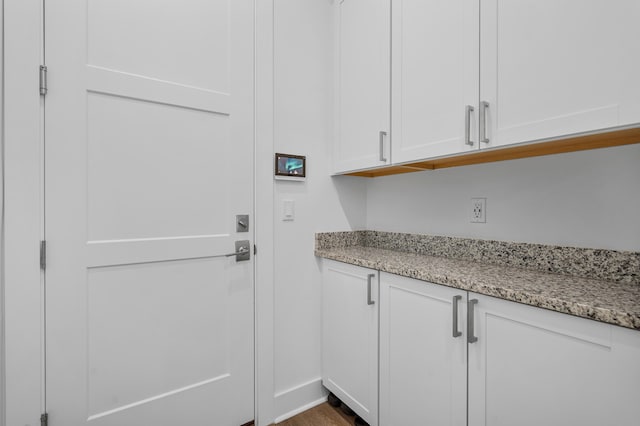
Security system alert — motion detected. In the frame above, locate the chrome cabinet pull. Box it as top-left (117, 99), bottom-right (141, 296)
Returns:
top-left (480, 101), bottom-right (490, 144)
top-left (468, 299), bottom-right (478, 343)
top-left (367, 273), bottom-right (376, 305)
top-left (452, 295), bottom-right (462, 337)
top-left (379, 131), bottom-right (388, 162)
top-left (465, 105), bottom-right (474, 146)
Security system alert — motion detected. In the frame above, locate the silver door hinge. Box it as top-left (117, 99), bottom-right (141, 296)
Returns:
top-left (40, 412), bottom-right (48, 426)
top-left (253, 244), bottom-right (257, 256)
top-left (40, 240), bottom-right (47, 271)
top-left (39, 65), bottom-right (48, 96)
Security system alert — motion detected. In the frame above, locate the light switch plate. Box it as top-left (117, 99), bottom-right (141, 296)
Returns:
top-left (282, 199), bottom-right (295, 221)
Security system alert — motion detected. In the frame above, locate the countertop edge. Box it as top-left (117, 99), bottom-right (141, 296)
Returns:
top-left (315, 248), bottom-right (640, 331)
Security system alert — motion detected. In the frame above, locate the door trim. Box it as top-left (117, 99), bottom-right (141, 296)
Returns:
top-left (2, 1), bottom-right (45, 425)
top-left (254, 0), bottom-right (276, 424)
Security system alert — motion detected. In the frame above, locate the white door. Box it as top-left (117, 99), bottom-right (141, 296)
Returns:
top-left (391, 0), bottom-right (479, 164)
top-left (333, 0), bottom-right (391, 173)
top-left (480, 0), bottom-right (640, 148)
top-left (468, 293), bottom-right (640, 426)
top-left (379, 273), bottom-right (467, 426)
top-left (44, 1), bottom-right (255, 425)
top-left (322, 260), bottom-right (378, 426)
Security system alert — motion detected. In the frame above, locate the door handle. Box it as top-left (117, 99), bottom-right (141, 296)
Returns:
top-left (480, 101), bottom-right (490, 144)
top-left (468, 299), bottom-right (478, 343)
top-left (379, 131), bottom-right (388, 162)
top-left (212, 240), bottom-right (250, 261)
top-left (464, 105), bottom-right (474, 146)
top-left (452, 295), bottom-right (462, 337)
top-left (367, 273), bottom-right (376, 305)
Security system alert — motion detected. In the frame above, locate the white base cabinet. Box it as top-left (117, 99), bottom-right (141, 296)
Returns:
top-left (321, 260), bottom-right (378, 426)
top-left (379, 273), bottom-right (467, 426)
top-left (323, 265), bottom-right (640, 426)
top-left (468, 292), bottom-right (640, 426)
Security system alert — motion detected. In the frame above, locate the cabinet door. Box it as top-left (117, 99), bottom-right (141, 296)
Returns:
top-left (391, 0), bottom-right (479, 163)
top-left (379, 273), bottom-right (467, 426)
top-left (481, 0), bottom-right (640, 149)
top-left (333, 0), bottom-right (390, 173)
top-left (468, 293), bottom-right (640, 426)
top-left (322, 260), bottom-right (378, 426)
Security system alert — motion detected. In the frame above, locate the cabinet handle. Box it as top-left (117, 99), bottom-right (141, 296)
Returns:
top-left (464, 105), bottom-right (474, 146)
top-left (379, 131), bottom-right (388, 162)
top-left (367, 273), bottom-right (376, 305)
top-left (452, 295), bottom-right (462, 338)
top-left (467, 299), bottom-right (478, 343)
top-left (480, 101), bottom-right (490, 144)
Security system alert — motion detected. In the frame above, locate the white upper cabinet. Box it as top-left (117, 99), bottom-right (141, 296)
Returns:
top-left (333, 0), bottom-right (640, 173)
top-left (391, 0), bottom-right (479, 163)
top-left (333, 0), bottom-right (391, 173)
top-left (480, 0), bottom-right (640, 149)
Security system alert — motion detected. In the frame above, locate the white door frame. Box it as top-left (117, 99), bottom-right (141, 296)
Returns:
top-left (2, 1), bottom-right (279, 425)
top-left (2, 1), bottom-right (46, 425)
top-left (254, 0), bottom-right (276, 424)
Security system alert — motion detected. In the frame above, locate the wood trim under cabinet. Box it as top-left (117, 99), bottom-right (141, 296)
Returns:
top-left (343, 127), bottom-right (640, 178)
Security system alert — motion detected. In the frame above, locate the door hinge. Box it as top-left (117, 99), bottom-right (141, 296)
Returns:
top-left (40, 412), bottom-right (48, 426)
top-left (39, 65), bottom-right (48, 96)
top-left (40, 240), bottom-right (47, 271)
top-left (253, 244), bottom-right (257, 256)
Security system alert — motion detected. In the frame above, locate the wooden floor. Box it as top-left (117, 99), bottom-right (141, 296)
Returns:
top-left (275, 402), bottom-right (354, 426)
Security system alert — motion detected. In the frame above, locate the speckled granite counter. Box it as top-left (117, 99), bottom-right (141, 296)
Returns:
top-left (315, 232), bottom-right (640, 331)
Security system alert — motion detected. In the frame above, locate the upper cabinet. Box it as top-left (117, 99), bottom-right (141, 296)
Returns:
top-left (333, 0), bottom-right (640, 175)
top-left (333, 0), bottom-right (391, 174)
top-left (481, 0), bottom-right (640, 149)
top-left (391, 0), bottom-right (479, 163)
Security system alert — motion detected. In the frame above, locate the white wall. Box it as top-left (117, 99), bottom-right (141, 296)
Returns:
top-left (367, 143), bottom-right (640, 252)
top-left (272, 0), bottom-right (367, 420)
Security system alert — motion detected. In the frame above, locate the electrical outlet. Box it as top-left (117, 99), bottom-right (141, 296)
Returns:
top-left (471, 198), bottom-right (486, 223)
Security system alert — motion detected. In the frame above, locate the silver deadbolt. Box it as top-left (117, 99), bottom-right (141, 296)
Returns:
top-left (236, 214), bottom-right (249, 232)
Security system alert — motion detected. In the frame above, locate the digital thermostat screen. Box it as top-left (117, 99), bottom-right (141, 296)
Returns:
top-left (275, 153), bottom-right (306, 178)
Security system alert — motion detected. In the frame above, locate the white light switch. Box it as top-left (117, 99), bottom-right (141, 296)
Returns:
top-left (282, 199), bottom-right (295, 221)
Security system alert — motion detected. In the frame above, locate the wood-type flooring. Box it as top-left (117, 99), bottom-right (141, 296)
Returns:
top-left (275, 402), bottom-right (354, 426)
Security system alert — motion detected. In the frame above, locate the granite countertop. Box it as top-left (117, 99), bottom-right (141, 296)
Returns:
top-left (315, 233), bottom-right (640, 331)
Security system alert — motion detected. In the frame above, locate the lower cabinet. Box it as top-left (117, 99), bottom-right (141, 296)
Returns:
top-left (467, 291), bottom-right (640, 426)
top-left (378, 273), bottom-right (640, 426)
top-left (324, 265), bottom-right (640, 426)
top-left (322, 260), bottom-right (378, 426)
top-left (379, 272), bottom-right (467, 426)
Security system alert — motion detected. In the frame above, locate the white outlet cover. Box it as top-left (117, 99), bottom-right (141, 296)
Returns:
top-left (471, 198), bottom-right (486, 223)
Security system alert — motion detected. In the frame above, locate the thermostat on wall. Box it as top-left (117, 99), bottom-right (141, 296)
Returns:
top-left (275, 153), bottom-right (306, 181)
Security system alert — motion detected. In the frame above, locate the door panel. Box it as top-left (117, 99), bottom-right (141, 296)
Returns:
top-left (380, 273), bottom-right (467, 426)
top-left (45, 1), bottom-right (254, 425)
top-left (391, 0), bottom-right (479, 163)
top-left (333, 0), bottom-right (391, 173)
top-left (468, 293), bottom-right (640, 426)
top-left (87, 0), bottom-right (230, 92)
top-left (86, 92), bottom-right (230, 241)
top-left (322, 260), bottom-right (378, 426)
top-left (481, 0), bottom-right (640, 148)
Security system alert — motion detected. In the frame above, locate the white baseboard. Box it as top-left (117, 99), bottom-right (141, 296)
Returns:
top-left (273, 378), bottom-right (328, 423)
